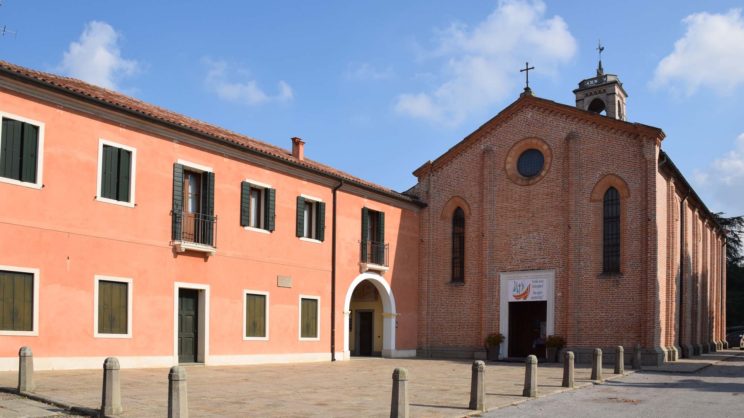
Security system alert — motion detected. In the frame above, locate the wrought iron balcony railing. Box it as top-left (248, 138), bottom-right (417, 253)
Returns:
top-left (360, 240), bottom-right (389, 267)
top-left (172, 211), bottom-right (217, 250)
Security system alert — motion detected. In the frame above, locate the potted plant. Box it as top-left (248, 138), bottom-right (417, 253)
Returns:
top-left (545, 335), bottom-right (566, 362)
top-left (485, 333), bottom-right (505, 361)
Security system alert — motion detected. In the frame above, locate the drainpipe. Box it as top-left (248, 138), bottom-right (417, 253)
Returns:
top-left (331, 181), bottom-right (343, 361)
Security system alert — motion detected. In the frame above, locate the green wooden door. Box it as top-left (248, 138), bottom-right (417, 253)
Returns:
top-left (178, 289), bottom-right (199, 363)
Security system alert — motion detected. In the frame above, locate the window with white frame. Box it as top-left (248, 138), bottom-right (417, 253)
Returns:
top-left (0, 113), bottom-right (44, 188)
top-left (240, 181), bottom-right (275, 232)
top-left (243, 291), bottom-right (269, 339)
top-left (97, 139), bottom-right (136, 206)
top-left (296, 196), bottom-right (325, 241)
top-left (94, 276), bottom-right (133, 338)
top-left (299, 296), bottom-right (319, 340)
top-left (0, 265), bottom-right (39, 336)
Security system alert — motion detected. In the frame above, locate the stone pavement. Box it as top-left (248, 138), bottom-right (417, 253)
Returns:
top-left (0, 391), bottom-right (78, 417)
top-left (0, 357), bottom-right (620, 417)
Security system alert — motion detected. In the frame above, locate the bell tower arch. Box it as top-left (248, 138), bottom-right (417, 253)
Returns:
top-left (573, 43), bottom-right (628, 121)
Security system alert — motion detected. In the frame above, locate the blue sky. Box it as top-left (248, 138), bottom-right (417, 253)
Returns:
top-left (1, 0), bottom-right (743, 216)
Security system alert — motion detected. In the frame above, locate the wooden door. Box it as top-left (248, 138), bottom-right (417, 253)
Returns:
top-left (357, 311), bottom-right (374, 356)
top-left (178, 289), bottom-right (199, 363)
top-left (182, 171), bottom-right (201, 242)
top-left (508, 301), bottom-right (547, 358)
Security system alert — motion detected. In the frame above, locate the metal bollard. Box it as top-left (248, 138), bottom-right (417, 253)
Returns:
top-left (168, 366), bottom-right (188, 418)
top-left (562, 351), bottom-right (574, 388)
top-left (390, 368), bottom-right (409, 418)
top-left (101, 357), bottom-right (123, 416)
top-left (18, 346), bottom-right (35, 393)
top-left (469, 360), bottom-right (485, 411)
top-left (614, 346), bottom-right (624, 374)
top-left (632, 344), bottom-right (642, 370)
top-left (522, 355), bottom-right (537, 397)
top-left (591, 348), bottom-right (603, 382)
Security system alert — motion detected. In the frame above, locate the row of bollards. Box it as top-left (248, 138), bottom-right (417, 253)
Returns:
top-left (390, 344), bottom-right (643, 417)
top-left (15, 347), bottom-right (188, 417)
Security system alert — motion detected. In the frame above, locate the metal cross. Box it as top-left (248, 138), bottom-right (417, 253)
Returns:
top-left (520, 62), bottom-right (535, 90)
top-left (597, 40), bottom-right (605, 61)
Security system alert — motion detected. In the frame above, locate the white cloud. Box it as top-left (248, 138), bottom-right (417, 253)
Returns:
top-left (653, 9), bottom-right (744, 95)
top-left (694, 133), bottom-right (744, 216)
top-left (59, 21), bottom-right (139, 90)
top-left (204, 59), bottom-right (293, 105)
top-left (345, 63), bottom-right (395, 81)
top-left (394, 0), bottom-right (576, 126)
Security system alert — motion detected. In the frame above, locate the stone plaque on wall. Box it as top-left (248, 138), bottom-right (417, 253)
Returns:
top-left (277, 276), bottom-right (292, 288)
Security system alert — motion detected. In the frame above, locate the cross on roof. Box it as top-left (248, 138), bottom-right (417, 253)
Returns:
top-left (520, 62), bottom-right (535, 91)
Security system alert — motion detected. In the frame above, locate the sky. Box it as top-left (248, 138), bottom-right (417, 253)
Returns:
top-left (1, 0), bottom-right (743, 216)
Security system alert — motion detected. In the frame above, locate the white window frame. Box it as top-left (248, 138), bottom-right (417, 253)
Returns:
top-left (243, 178), bottom-right (272, 234)
top-left (242, 290), bottom-right (269, 341)
top-left (0, 265), bottom-right (40, 336)
top-left (96, 139), bottom-right (137, 208)
top-left (0, 111), bottom-right (45, 190)
top-left (298, 294), bottom-right (321, 341)
top-left (94, 275), bottom-right (133, 339)
top-left (299, 194), bottom-right (323, 243)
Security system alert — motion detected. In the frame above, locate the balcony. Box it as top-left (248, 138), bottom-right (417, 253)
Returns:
top-left (172, 211), bottom-right (217, 256)
top-left (360, 240), bottom-right (389, 274)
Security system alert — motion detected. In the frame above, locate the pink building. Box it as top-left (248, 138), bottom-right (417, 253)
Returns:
top-left (0, 60), bottom-right (726, 370)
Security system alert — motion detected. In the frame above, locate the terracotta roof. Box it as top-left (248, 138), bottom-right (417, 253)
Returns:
top-left (413, 93), bottom-right (665, 177)
top-left (0, 60), bottom-right (418, 204)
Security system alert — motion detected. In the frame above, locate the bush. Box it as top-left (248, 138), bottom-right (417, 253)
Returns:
top-left (546, 335), bottom-right (566, 349)
top-left (485, 333), bottom-right (505, 347)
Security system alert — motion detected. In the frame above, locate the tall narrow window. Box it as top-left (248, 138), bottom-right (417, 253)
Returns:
top-left (95, 278), bottom-right (131, 337)
top-left (452, 207), bottom-right (465, 282)
top-left (245, 292), bottom-right (267, 339)
top-left (300, 297), bottom-right (319, 339)
top-left (0, 116), bottom-right (40, 185)
top-left (603, 187), bottom-right (620, 273)
top-left (0, 270), bottom-right (34, 332)
top-left (98, 140), bottom-right (135, 205)
top-left (296, 196), bottom-right (325, 241)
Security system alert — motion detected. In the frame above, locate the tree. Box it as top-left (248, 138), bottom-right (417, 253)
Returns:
top-left (713, 213), bottom-right (744, 267)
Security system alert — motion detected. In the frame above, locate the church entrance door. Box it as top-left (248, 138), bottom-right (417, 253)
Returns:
top-left (508, 301), bottom-right (547, 358)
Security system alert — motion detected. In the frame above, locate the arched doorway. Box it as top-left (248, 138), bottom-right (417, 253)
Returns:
top-left (343, 273), bottom-right (397, 359)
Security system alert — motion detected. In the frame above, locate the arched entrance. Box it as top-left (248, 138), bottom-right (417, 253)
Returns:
top-left (343, 273), bottom-right (397, 359)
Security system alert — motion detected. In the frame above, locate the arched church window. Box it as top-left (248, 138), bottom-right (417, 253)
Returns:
top-left (452, 207), bottom-right (465, 283)
top-left (603, 187), bottom-right (620, 273)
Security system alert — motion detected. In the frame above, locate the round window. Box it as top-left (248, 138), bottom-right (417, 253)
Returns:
top-left (517, 149), bottom-right (544, 178)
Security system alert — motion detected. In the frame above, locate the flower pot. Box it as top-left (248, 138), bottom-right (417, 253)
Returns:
top-left (487, 346), bottom-right (500, 361)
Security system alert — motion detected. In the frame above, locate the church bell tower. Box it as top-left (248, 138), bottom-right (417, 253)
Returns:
top-left (573, 43), bottom-right (628, 121)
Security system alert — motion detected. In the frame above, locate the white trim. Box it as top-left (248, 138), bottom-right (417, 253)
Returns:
top-left (0, 111), bottom-right (45, 190)
top-left (95, 139), bottom-right (137, 207)
top-left (0, 264), bottom-right (40, 336)
top-left (342, 272), bottom-right (397, 358)
top-left (390, 349), bottom-right (417, 358)
top-left (499, 269), bottom-right (555, 359)
top-left (299, 237), bottom-right (322, 244)
top-left (298, 294), bottom-right (321, 341)
top-left (173, 282), bottom-right (210, 364)
top-left (299, 193), bottom-right (323, 203)
top-left (176, 159), bottom-right (213, 173)
top-left (173, 241), bottom-right (217, 256)
top-left (243, 178), bottom-right (272, 189)
top-left (0, 355), bottom-right (174, 371)
top-left (93, 275), bottom-right (133, 339)
top-left (243, 290), bottom-right (269, 341)
top-left (243, 184), bottom-right (266, 230)
top-left (244, 226), bottom-right (271, 234)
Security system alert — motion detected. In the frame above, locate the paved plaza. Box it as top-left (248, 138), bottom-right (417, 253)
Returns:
top-left (0, 351), bottom-right (738, 417)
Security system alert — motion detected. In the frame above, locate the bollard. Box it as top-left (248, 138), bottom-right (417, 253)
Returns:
top-left (632, 344), bottom-right (642, 370)
top-left (18, 346), bottom-right (35, 393)
top-left (614, 346), bottom-right (624, 374)
top-left (101, 357), bottom-right (123, 416)
top-left (468, 360), bottom-right (485, 411)
top-left (562, 351), bottom-right (574, 388)
top-left (522, 355), bottom-right (537, 397)
top-left (591, 348), bottom-right (603, 382)
top-left (390, 368), bottom-right (409, 418)
top-left (168, 366), bottom-right (188, 418)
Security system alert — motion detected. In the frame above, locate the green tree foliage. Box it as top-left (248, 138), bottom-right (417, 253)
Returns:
top-left (715, 213), bottom-right (744, 329)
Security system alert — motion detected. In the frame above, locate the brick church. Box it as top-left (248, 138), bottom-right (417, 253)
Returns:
top-left (0, 58), bottom-right (725, 370)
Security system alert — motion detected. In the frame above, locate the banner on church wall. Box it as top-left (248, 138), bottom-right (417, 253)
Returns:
top-left (508, 278), bottom-right (547, 302)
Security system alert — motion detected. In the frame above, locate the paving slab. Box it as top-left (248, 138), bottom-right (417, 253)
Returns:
top-left (643, 350), bottom-right (740, 373)
top-left (0, 391), bottom-right (77, 417)
top-left (0, 357), bottom-right (620, 417)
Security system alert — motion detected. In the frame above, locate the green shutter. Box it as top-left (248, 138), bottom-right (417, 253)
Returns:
top-left (98, 281), bottom-right (128, 335)
top-left (246, 294), bottom-right (266, 338)
top-left (172, 164), bottom-right (184, 240)
top-left (0, 271), bottom-right (33, 332)
top-left (20, 123), bottom-right (38, 183)
top-left (117, 149), bottom-right (131, 202)
top-left (240, 182), bottom-right (251, 227)
top-left (102, 146), bottom-right (119, 200)
top-left (202, 172), bottom-right (215, 246)
top-left (265, 188), bottom-right (276, 232)
top-left (316, 201), bottom-right (326, 242)
top-left (0, 118), bottom-right (22, 181)
top-left (376, 211), bottom-right (386, 263)
top-left (361, 207), bottom-right (369, 261)
top-left (301, 298), bottom-right (318, 338)
top-left (296, 196), bottom-right (305, 237)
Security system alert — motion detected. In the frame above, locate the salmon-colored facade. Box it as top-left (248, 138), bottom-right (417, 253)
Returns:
top-left (0, 61), bottom-right (420, 370)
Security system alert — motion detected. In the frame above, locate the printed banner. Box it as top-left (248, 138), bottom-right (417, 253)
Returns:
top-left (508, 278), bottom-right (547, 302)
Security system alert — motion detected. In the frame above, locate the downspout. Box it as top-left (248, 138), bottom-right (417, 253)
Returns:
top-left (331, 181), bottom-right (343, 361)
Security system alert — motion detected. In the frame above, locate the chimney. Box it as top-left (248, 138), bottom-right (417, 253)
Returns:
top-left (291, 137), bottom-right (305, 161)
